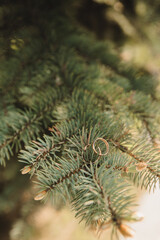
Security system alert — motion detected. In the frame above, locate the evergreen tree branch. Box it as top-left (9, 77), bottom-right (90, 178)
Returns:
top-left (0, 88), bottom-right (65, 165)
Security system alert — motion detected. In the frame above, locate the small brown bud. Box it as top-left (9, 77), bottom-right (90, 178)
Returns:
top-left (118, 224), bottom-right (134, 238)
top-left (21, 166), bottom-right (31, 174)
top-left (34, 190), bottom-right (47, 201)
top-left (135, 162), bottom-right (147, 171)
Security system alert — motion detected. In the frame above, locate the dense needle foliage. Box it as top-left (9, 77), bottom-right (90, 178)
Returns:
top-left (0, 0), bottom-right (160, 239)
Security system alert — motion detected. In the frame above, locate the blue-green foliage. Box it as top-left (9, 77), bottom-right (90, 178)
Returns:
top-left (1, 1), bottom-right (160, 238)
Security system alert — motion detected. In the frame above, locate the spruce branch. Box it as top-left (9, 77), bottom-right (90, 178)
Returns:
top-left (0, 89), bottom-right (64, 165)
top-left (34, 154), bottom-right (85, 202)
top-left (72, 162), bottom-right (135, 238)
top-left (1, 2), bottom-right (160, 239)
top-left (19, 119), bottom-right (81, 174)
top-left (109, 138), bottom-right (160, 189)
